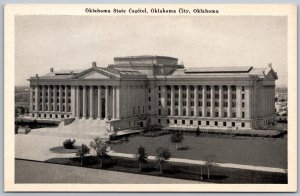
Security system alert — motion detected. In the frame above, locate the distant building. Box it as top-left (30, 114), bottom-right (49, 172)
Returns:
top-left (28, 55), bottom-right (278, 130)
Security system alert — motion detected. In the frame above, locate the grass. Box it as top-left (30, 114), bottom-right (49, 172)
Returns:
top-left (109, 134), bottom-right (287, 169)
top-left (45, 156), bottom-right (287, 184)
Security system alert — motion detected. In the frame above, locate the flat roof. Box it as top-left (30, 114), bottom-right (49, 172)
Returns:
top-left (114, 55), bottom-right (178, 60)
top-left (184, 66), bottom-right (253, 74)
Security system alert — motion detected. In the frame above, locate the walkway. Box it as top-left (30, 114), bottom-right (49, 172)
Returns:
top-left (15, 134), bottom-right (286, 174)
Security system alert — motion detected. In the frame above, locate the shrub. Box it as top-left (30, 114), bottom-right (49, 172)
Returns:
top-left (63, 139), bottom-right (76, 149)
top-left (134, 146), bottom-right (148, 172)
top-left (76, 144), bottom-right (90, 166)
top-left (90, 137), bottom-right (110, 168)
top-left (156, 146), bottom-right (171, 173)
top-left (195, 126), bottom-right (201, 137)
top-left (170, 131), bottom-right (184, 150)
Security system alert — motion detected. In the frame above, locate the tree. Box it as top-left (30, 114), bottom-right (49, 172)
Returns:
top-left (195, 125), bottom-right (201, 137)
top-left (170, 131), bottom-right (184, 150)
top-left (90, 137), bottom-right (110, 168)
top-left (155, 146), bottom-right (171, 174)
top-left (76, 144), bottom-right (90, 166)
top-left (134, 146), bottom-right (148, 172)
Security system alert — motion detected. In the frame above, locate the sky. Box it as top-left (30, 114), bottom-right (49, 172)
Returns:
top-left (15, 15), bottom-right (287, 86)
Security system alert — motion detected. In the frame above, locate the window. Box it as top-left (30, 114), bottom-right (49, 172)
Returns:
top-left (242, 86), bottom-right (245, 91)
top-left (158, 101), bottom-right (161, 106)
top-left (198, 121), bottom-right (201, 125)
top-left (206, 121), bottom-right (209, 126)
top-left (183, 101), bottom-right (187, 106)
top-left (190, 120), bottom-right (193, 125)
top-left (232, 94), bottom-right (236, 99)
top-left (214, 121), bottom-right (218, 126)
top-left (223, 94), bottom-right (228, 99)
top-left (215, 111), bottom-right (219, 117)
top-left (223, 102), bottom-right (228, 107)
top-left (231, 122), bottom-right (235, 127)
top-left (174, 119), bottom-right (177, 124)
top-left (242, 111), bottom-right (245, 118)
top-left (215, 102), bottom-right (219, 107)
top-left (206, 94), bottom-right (211, 99)
top-left (61, 115), bottom-right (64, 119)
top-left (158, 93), bottom-right (161, 98)
top-left (206, 102), bottom-right (211, 107)
top-left (232, 111), bottom-right (236, 118)
top-left (50, 114), bottom-right (52, 118)
top-left (241, 122), bottom-right (245, 127)
top-left (242, 102), bottom-right (245, 108)
top-left (175, 108), bottom-right (178, 116)
top-left (149, 89), bottom-right (151, 93)
top-left (215, 94), bottom-right (219, 99)
top-left (44, 114), bottom-right (46, 118)
top-left (199, 111), bottom-right (202, 116)
top-left (168, 108), bottom-right (171, 115)
top-left (190, 101), bottom-right (194, 106)
top-left (167, 94), bottom-right (171, 98)
top-left (175, 101), bottom-right (178, 106)
top-left (167, 101), bottom-right (171, 106)
top-left (158, 119), bottom-right (161, 124)
top-left (158, 109), bottom-right (161, 115)
top-left (190, 94), bottom-right (194, 98)
top-left (182, 120), bottom-right (185, 125)
top-left (148, 97), bottom-right (151, 102)
top-left (224, 111), bottom-right (227, 117)
top-left (159, 86), bottom-right (161, 91)
top-left (207, 111), bottom-right (211, 117)
top-left (183, 94), bottom-right (186, 98)
top-left (199, 94), bottom-right (203, 99)
top-left (149, 105), bottom-right (151, 111)
top-left (175, 94), bottom-right (179, 98)
top-left (198, 101), bottom-right (202, 107)
top-left (167, 119), bottom-right (170, 124)
top-left (191, 111), bottom-right (194, 116)
top-left (183, 109), bottom-right (186, 116)
top-left (242, 94), bottom-right (245, 100)
top-left (223, 122), bottom-right (227, 127)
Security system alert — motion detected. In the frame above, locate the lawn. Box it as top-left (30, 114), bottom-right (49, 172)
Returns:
top-left (109, 134), bottom-right (287, 169)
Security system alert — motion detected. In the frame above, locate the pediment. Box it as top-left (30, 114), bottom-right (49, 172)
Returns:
top-left (78, 70), bottom-right (110, 79)
top-left (264, 68), bottom-right (278, 80)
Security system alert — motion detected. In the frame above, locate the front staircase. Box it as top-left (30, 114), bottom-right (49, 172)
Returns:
top-left (29, 119), bottom-right (110, 140)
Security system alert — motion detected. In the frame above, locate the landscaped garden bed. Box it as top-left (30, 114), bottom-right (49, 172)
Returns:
top-left (45, 155), bottom-right (287, 184)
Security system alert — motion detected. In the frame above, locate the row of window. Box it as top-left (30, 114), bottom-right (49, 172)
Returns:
top-left (32, 105), bottom-right (71, 112)
top-left (158, 108), bottom-right (246, 118)
top-left (158, 119), bottom-right (245, 128)
top-left (33, 98), bottom-right (71, 104)
top-left (33, 92), bottom-right (71, 97)
top-left (34, 113), bottom-right (70, 119)
top-left (158, 85), bottom-right (246, 92)
top-left (157, 100), bottom-right (246, 108)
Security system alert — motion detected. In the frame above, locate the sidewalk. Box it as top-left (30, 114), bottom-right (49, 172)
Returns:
top-left (15, 134), bottom-right (286, 174)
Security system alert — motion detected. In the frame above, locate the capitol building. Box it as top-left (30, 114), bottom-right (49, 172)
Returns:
top-left (28, 55), bottom-right (277, 131)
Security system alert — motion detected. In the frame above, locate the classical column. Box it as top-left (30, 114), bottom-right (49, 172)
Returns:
top-left (105, 86), bottom-right (109, 119)
top-left (245, 86), bottom-right (251, 118)
top-left (178, 85), bottom-right (182, 116)
top-left (65, 86), bottom-right (68, 112)
top-left (82, 86), bottom-right (87, 118)
top-left (71, 86), bottom-right (76, 117)
top-left (53, 86), bottom-right (57, 111)
top-left (219, 85), bottom-right (223, 118)
top-left (97, 86), bottom-right (102, 119)
top-left (236, 86), bottom-right (241, 118)
top-left (211, 85), bottom-right (215, 117)
top-left (194, 85), bottom-right (198, 117)
top-left (59, 85), bottom-right (63, 112)
top-left (29, 86), bottom-right (33, 113)
top-left (116, 86), bottom-right (120, 119)
top-left (202, 85), bottom-right (206, 117)
top-left (228, 85), bottom-right (232, 118)
top-left (186, 86), bottom-right (190, 116)
top-left (76, 86), bottom-right (80, 118)
top-left (112, 86), bottom-right (116, 119)
top-left (170, 85), bottom-right (175, 116)
top-left (162, 85), bottom-right (167, 115)
top-left (47, 86), bottom-right (51, 111)
top-left (89, 86), bottom-right (94, 119)
top-left (35, 85), bottom-right (39, 112)
top-left (41, 86), bottom-right (45, 112)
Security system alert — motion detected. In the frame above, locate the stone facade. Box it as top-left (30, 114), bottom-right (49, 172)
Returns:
top-left (28, 55), bottom-right (278, 131)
